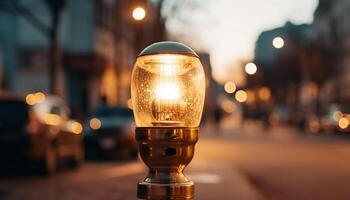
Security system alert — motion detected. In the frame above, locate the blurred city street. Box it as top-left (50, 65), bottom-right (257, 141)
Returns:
top-left (1, 0), bottom-right (350, 199)
top-left (1, 117), bottom-right (350, 200)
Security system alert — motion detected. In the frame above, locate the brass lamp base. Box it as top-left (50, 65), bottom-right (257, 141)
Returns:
top-left (135, 127), bottom-right (198, 200)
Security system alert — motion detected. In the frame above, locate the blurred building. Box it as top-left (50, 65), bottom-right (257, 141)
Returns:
top-left (0, 0), bottom-right (166, 117)
top-left (249, 0), bottom-right (350, 128)
top-left (252, 22), bottom-right (312, 108)
top-left (312, 0), bottom-right (350, 110)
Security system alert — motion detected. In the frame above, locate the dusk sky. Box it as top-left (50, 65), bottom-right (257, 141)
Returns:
top-left (163, 0), bottom-right (318, 84)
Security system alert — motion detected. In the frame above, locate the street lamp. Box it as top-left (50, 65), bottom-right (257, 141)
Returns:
top-left (132, 6), bottom-right (146, 21)
top-left (131, 41), bottom-right (206, 200)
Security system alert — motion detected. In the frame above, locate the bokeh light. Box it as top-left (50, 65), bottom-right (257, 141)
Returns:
top-left (245, 63), bottom-right (257, 75)
top-left (224, 81), bottom-right (236, 94)
top-left (71, 122), bottom-right (83, 134)
top-left (258, 87), bottom-right (271, 101)
top-left (235, 90), bottom-right (247, 103)
top-left (273, 36), bottom-right (284, 48)
top-left (90, 118), bottom-right (101, 130)
top-left (132, 7), bottom-right (146, 21)
top-left (338, 117), bottom-right (349, 129)
top-left (221, 99), bottom-right (235, 113)
top-left (25, 94), bottom-right (36, 105)
top-left (34, 92), bottom-right (46, 103)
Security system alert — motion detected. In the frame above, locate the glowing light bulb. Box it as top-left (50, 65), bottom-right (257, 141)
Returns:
top-left (132, 7), bottom-right (146, 21)
top-left (131, 51), bottom-right (205, 127)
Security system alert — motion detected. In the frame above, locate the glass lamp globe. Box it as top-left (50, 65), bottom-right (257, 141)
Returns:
top-left (131, 41), bottom-right (205, 127)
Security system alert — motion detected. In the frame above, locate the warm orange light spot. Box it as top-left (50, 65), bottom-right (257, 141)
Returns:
top-left (26, 94), bottom-right (36, 105)
top-left (71, 122), bottom-right (83, 134)
top-left (246, 90), bottom-right (255, 105)
top-left (44, 114), bottom-right (61, 126)
top-left (90, 118), bottom-right (101, 130)
top-left (338, 117), bottom-right (349, 129)
top-left (34, 92), bottom-right (46, 103)
top-left (132, 7), bottom-right (146, 21)
top-left (224, 81), bottom-right (236, 94)
top-left (235, 90), bottom-right (247, 103)
top-left (221, 99), bottom-right (235, 113)
top-left (258, 87), bottom-right (271, 101)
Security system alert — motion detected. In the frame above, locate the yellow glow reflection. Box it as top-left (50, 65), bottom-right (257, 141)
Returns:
top-left (224, 81), bottom-right (236, 94)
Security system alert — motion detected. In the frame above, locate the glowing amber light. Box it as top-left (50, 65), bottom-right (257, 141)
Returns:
top-left (90, 118), bottom-right (101, 130)
top-left (235, 90), bottom-right (247, 103)
top-left (245, 63), bottom-right (257, 75)
top-left (258, 87), bottom-right (271, 101)
top-left (26, 94), bottom-right (36, 105)
top-left (132, 7), bottom-right (146, 21)
top-left (273, 37), bottom-right (284, 48)
top-left (224, 81), bottom-right (236, 94)
top-left (44, 114), bottom-right (61, 126)
top-left (34, 92), bottom-right (46, 103)
top-left (338, 117), bottom-right (349, 129)
top-left (131, 54), bottom-right (205, 127)
top-left (70, 122), bottom-right (83, 134)
top-left (221, 99), bottom-right (235, 113)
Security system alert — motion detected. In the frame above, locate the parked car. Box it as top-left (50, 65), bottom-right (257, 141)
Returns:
top-left (0, 93), bottom-right (83, 174)
top-left (83, 106), bottom-right (137, 160)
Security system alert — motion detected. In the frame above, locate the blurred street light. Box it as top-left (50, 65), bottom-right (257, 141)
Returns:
top-left (221, 99), bottom-right (235, 113)
top-left (132, 7), bottom-right (146, 21)
top-left (245, 62), bottom-right (257, 75)
top-left (272, 36), bottom-right (284, 48)
top-left (338, 117), bottom-right (349, 129)
top-left (89, 118), bottom-right (101, 130)
top-left (258, 87), bottom-right (271, 101)
top-left (224, 81), bottom-right (236, 94)
top-left (235, 90), bottom-right (247, 103)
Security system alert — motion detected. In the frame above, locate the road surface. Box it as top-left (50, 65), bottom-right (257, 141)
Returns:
top-left (1, 124), bottom-right (350, 200)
